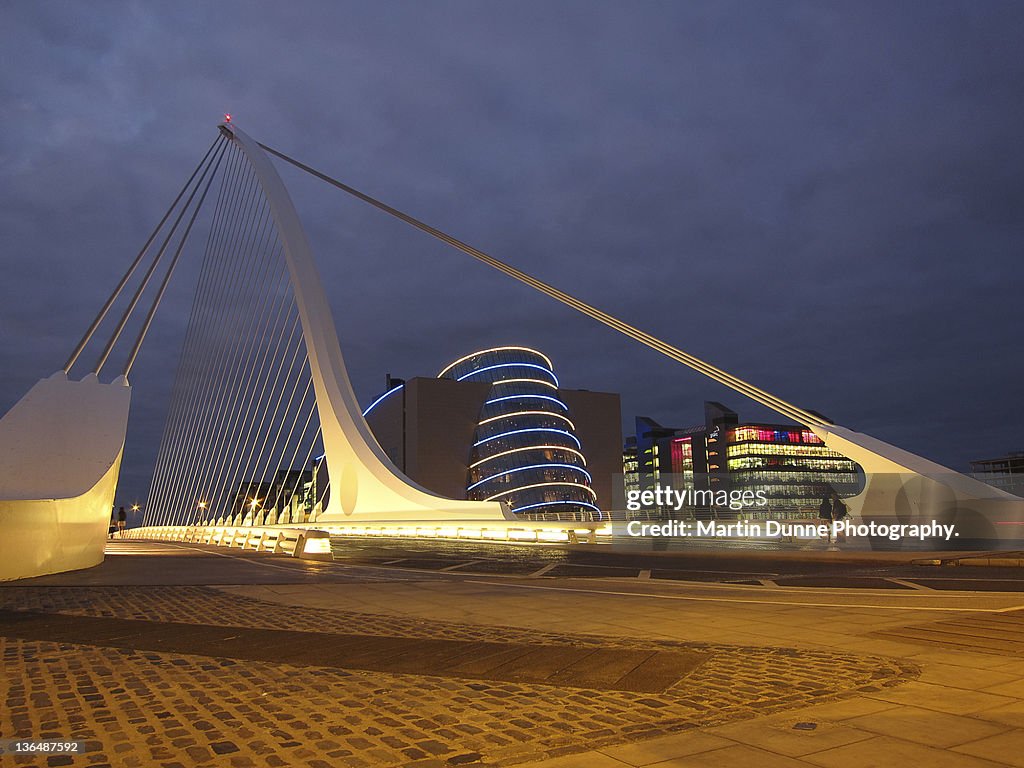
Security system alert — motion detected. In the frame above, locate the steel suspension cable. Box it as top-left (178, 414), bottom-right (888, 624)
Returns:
top-left (147, 145), bottom-right (248, 523)
top-left (199, 255), bottom-right (293, 521)
top-left (254, 373), bottom-right (314, 515)
top-left (264, 382), bottom-right (318, 523)
top-left (146, 144), bottom-right (244, 524)
top-left (215, 313), bottom-right (303, 526)
top-left (161, 155), bottom-right (264, 523)
top-left (169, 159), bottom-right (269, 520)
top-left (184, 207), bottom-right (280, 510)
top-left (202, 265), bottom-right (298, 526)
top-left (64, 136), bottom-right (221, 375)
top-left (257, 140), bottom-right (826, 429)
top-left (93, 135), bottom-right (226, 376)
top-left (122, 140), bottom-right (229, 377)
top-left (292, 424), bottom-right (325, 521)
top-left (241, 347), bottom-right (310, 523)
top-left (152, 148), bottom-right (254, 523)
top-left (171, 185), bottom-right (276, 523)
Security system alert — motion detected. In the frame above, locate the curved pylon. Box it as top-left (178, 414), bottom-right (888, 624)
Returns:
top-left (221, 124), bottom-right (512, 523)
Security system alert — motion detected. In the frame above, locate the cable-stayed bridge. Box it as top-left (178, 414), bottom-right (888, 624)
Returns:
top-left (1, 122), bottom-right (1020, 580)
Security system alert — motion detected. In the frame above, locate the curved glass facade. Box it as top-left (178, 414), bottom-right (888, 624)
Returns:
top-left (439, 347), bottom-right (599, 521)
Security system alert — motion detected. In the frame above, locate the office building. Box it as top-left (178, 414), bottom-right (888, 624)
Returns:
top-left (971, 451), bottom-right (1024, 494)
top-left (627, 402), bottom-right (862, 518)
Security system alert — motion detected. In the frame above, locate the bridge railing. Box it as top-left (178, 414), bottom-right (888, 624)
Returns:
top-left (123, 525), bottom-right (332, 560)
top-left (124, 519), bottom-right (612, 555)
top-left (315, 520), bottom-right (611, 544)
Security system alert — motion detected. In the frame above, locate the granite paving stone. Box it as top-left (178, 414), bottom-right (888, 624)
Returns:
top-left (0, 585), bottom-right (915, 767)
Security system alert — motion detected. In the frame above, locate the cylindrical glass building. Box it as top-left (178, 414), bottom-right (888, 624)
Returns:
top-left (438, 346), bottom-right (599, 521)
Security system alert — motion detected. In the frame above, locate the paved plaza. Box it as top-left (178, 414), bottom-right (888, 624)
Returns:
top-left (2, 540), bottom-right (1024, 767)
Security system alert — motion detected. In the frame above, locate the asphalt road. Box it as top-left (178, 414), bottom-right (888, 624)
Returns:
top-left (4, 537), bottom-right (1022, 594)
top-left (326, 536), bottom-right (1024, 593)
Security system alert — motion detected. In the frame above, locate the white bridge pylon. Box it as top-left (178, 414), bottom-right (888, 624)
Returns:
top-left (221, 124), bottom-right (513, 524)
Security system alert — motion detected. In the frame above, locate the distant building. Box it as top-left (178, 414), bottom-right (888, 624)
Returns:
top-left (622, 437), bottom-right (640, 497)
top-left (625, 402), bottom-right (862, 518)
top-left (229, 467), bottom-right (325, 526)
top-left (363, 346), bottom-right (622, 521)
top-left (971, 451), bottom-right (1024, 494)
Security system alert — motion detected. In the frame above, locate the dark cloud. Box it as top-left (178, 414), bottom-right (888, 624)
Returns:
top-left (2, 1), bottom-right (1022, 505)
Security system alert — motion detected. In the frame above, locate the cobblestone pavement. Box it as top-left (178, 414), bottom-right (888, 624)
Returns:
top-left (0, 587), bottom-right (917, 767)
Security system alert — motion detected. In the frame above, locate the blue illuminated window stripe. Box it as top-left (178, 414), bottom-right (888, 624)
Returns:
top-left (456, 363), bottom-right (559, 386)
top-left (362, 384), bottom-right (404, 417)
top-left (484, 394), bottom-right (568, 410)
top-left (473, 427), bottom-right (581, 449)
top-left (467, 463), bottom-right (593, 491)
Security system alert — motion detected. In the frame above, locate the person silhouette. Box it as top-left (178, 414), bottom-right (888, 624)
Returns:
top-left (831, 494), bottom-right (848, 521)
top-left (818, 494), bottom-right (833, 539)
top-left (831, 494), bottom-right (848, 543)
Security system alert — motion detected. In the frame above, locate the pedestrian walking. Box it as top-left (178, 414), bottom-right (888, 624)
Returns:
top-left (818, 494), bottom-right (835, 543)
top-left (831, 494), bottom-right (848, 521)
top-left (116, 506), bottom-right (127, 538)
top-left (831, 494), bottom-right (848, 543)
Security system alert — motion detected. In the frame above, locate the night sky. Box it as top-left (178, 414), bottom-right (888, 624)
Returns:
top-left (2, 1), bottom-right (1022, 509)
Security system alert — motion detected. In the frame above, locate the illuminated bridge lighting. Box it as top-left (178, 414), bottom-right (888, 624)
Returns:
top-left (467, 463), bottom-right (593, 492)
top-left (440, 346), bottom-right (598, 521)
top-left (362, 384), bottom-right (403, 416)
top-left (469, 444), bottom-right (588, 469)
